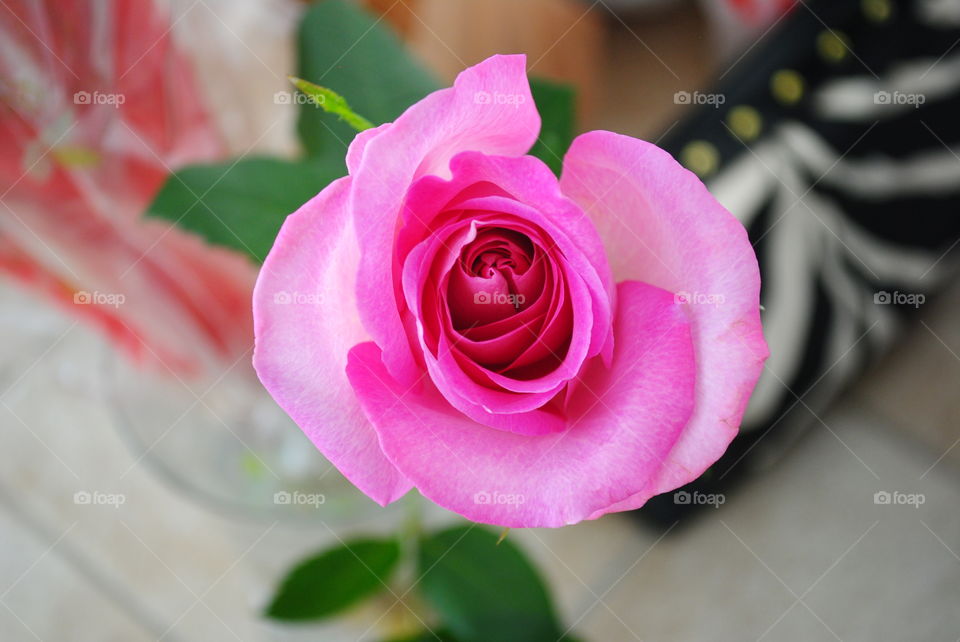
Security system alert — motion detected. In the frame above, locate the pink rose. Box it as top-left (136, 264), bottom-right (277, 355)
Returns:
top-left (253, 55), bottom-right (768, 527)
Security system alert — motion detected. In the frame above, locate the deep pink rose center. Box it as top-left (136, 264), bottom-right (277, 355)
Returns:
top-left (433, 214), bottom-right (571, 383)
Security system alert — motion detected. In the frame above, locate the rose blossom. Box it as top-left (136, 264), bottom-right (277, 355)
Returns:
top-left (253, 55), bottom-right (768, 528)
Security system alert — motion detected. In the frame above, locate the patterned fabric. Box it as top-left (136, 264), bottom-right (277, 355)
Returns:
top-left (646, 0), bottom-right (960, 516)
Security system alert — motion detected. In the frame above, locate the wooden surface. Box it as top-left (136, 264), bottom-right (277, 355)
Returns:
top-left (362, 0), bottom-right (717, 141)
top-left (366, 0), bottom-right (605, 120)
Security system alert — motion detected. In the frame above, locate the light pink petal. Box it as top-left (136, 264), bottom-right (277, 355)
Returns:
top-left (252, 177), bottom-right (411, 505)
top-left (560, 131), bottom-right (769, 510)
top-left (345, 122), bottom-right (392, 174)
top-left (346, 281), bottom-right (696, 528)
top-left (352, 55), bottom-right (540, 387)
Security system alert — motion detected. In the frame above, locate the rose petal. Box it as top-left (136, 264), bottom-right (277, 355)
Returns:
top-left (400, 221), bottom-right (567, 435)
top-left (398, 151), bottom-right (615, 396)
top-left (560, 131), bottom-right (769, 511)
top-left (345, 122), bottom-right (392, 174)
top-left (442, 150), bottom-right (615, 361)
top-left (345, 280), bottom-right (696, 527)
top-left (252, 177), bottom-right (412, 505)
top-left (352, 54), bottom-right (540, 388)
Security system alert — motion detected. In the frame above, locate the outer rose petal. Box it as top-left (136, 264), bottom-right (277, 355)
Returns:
top-left (352, 55), bottom-right (540, 387)
top-left (560, 131), bottom-right (769, 512)
top-left (252, 177), bottom-right (412, 505)
top-left (346, 281), bottom-right (696, 528)
top-left (345, 122), bottom-right (392, 174)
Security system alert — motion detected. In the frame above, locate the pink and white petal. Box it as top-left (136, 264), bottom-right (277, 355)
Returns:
top-left (353, 55), bottom-right (540, 387)
top-left (253, 177), bottom-right (411, 505)
top-left (560, 131), bottom-right (769, 505)
top-left (346, 281), bottom-right (696, 528)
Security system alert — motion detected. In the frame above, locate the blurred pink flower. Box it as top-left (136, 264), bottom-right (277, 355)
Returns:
top-left (254, 55), bottom-right (768, 527)
top-left (0, 0), bottom-right (256, 374)
top-left (726, 0), bottom-right (795, 25)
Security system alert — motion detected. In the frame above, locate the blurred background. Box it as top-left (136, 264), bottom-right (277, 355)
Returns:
top-left (1, 0), bottom-right (959, 640)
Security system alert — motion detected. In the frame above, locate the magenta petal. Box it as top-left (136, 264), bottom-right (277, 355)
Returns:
top-left (345, 281), bottom-right (696, 527)
top-left (396, 152), bottom-right (615, 399)
top-left (252, 177), bottom-right (412, 505)
top-left (401, 226), bottom-right (566, 434)
top-left (452, 316), bottom-right (543, 366)
top-left (353, 55), bottom-right (540, 387)
top-left (446, 150), bottom-right (615, 360)
top-left (560, 131), bottom-right (769, 508)
top-left (433, 331), bottom-right (567, 435)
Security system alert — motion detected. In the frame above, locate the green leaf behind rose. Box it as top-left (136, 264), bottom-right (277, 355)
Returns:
top-left (146, 157), bottom-right (339, 264)
top-left (528, 77), bottom-right (577, 176)
top-left (417, 525), bottom-right (566, 642)
top-left (296, 0), bottom-right (440, 168)
top-left (265, 537), bottom-right (401, 621)
top-left (147, 4), bottom-right (578, 269)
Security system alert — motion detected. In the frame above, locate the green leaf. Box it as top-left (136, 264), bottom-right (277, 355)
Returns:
top-left (295, 0), bottom-right (440, 165)
top-left (146, 157), bottom-right (340, 264)
top-left (288, 75), bottom-right (375, 132)
top-left (417, 525), bottom-right (564, 642)
top-left (528, 78), bottom-right (576, 176)
top-left (265, 537), bottom-right (401, 621)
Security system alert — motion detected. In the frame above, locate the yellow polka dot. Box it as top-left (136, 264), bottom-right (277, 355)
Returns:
top-left (771, 69), bottom-right (805, 105)
top-left (817, 30), bottom-right (851, 63)
top-left (727, 106), bottom-right (763, 141)
top-left (862, 0), bottom-right (892, 22)
top-left (681, 141), bottom-right (719, 177)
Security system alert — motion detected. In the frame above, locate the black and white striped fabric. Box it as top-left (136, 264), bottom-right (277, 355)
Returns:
top-left (644, 0), bottom-right (960, 518)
